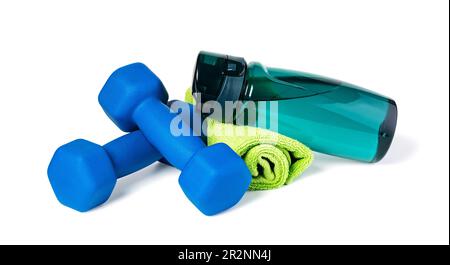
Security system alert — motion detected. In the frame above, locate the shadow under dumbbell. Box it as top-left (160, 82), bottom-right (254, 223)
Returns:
top-left (101, 162), bottom-right (176, 208)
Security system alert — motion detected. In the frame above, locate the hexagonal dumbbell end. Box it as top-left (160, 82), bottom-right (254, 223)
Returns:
top-left (48, 130), bottom-right (162, 212)
top-left (99, 62), bottom-right (169, 132)
top-left (179, 143), bottom-right (252, 216)
top-left (48, 139), bottom-right (117, 212)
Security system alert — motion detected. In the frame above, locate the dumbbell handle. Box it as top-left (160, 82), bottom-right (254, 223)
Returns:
top-left (132, 98), bottom-right (205, 170)
top-left (102, 101), bottom-right (198, 177)
top-left (103, 130), bottom-right (161, 178)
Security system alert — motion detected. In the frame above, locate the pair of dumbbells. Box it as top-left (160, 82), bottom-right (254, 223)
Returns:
top-left (48, 63), bottom-right (252, 215)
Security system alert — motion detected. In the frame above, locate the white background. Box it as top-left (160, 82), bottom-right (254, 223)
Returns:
top-left (0, 0), bottom-right (448, 244)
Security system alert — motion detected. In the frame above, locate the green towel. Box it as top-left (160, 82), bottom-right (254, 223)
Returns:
top-left (185, 88), bottom-right (313, 190)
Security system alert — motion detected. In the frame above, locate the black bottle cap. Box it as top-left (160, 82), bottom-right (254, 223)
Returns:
top-left (192, 51), bottom-right (247, 106)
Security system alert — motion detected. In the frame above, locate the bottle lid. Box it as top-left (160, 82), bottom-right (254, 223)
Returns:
top-left (192, 51), bottom-right (247, 106)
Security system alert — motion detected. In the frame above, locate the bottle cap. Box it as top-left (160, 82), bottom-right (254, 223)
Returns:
top-left (192, 51), bottom-right (247, 107)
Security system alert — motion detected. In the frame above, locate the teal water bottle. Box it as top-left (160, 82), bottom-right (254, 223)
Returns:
top-left (192, 51), bottom-right (397, 162)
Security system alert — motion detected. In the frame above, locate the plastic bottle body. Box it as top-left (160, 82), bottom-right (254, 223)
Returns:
top-left (241, 63), bottom-right (397, 162)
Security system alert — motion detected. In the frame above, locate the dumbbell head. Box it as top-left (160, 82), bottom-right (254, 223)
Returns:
top-left (47, 139), bottom-right (117, 212)
top-left (179, 143), bottom-right (252, 216)
top-left (99, 63), bottom-right (168, 132)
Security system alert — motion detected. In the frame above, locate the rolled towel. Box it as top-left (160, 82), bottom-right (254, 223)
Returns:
top-left (185, 88), bottom-right (313, 190)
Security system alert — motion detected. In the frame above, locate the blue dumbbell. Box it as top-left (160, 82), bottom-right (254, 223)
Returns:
top-left (99, 63), bottom-right (252, 215)
top-left (48, 130), bottom-right (161, 212)
top-left (47, 100), bottom-right (192, 212)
